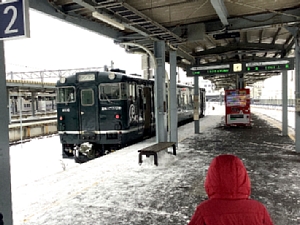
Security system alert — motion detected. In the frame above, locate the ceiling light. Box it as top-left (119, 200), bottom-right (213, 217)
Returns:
top-left (181, 59), bottom-right (191, 65)
top-left (92, 11), bottom-right (125, 30)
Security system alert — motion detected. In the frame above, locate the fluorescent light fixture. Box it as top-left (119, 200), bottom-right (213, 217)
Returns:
top-left (181, 59), bottom-right (191, 65)
top-left (92, 11), bottom-right (125, 30)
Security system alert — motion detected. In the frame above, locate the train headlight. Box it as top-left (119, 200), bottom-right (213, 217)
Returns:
top-left (60, 77), bottom-right (66, 83)
top-left (108, 73), bottom-right (116, 80)
top-left (115, 114), bottom-right (120, 119)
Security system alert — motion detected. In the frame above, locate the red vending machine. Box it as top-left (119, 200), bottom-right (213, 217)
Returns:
top-left (225, 89), bottom-right (251, 126)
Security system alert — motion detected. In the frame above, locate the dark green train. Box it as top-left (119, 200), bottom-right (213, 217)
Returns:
top-left (56, 69), bottom-right (205, 163)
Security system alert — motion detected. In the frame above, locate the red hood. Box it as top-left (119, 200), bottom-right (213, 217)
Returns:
top-left (204, 154), bottom-right (251, 199)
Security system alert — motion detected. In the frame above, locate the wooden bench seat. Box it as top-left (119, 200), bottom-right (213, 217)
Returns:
top-left (138, 142), bottom-right (176, 166)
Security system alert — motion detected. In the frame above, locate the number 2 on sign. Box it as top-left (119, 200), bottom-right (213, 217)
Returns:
top-left (4, 5), bottom-right (18, 34)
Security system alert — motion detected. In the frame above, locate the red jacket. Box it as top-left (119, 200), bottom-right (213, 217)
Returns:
top-left (188, 154), bottom-right (273, 225)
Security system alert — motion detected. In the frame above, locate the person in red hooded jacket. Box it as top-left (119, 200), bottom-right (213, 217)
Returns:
top-left (188, 154), bottom-right (273, 225)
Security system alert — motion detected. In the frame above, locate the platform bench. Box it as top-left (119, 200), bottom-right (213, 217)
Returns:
top-left (138, 142), bottom-right (176, 166)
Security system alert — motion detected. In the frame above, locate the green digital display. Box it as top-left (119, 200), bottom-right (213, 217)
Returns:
top-left (189, 64), bottom-right (231, 76)
top-left (246, 64), bottom-right (290, 71)
top-left (245, 60), bottom-right (294, 72)
top-left (192, 71), bottom-right (201, 75)
top-left (188, 59), bottom-right (294, 77)
top-left (192, 69), bottom-right (230, 75)
top-left (208, 69), bottom-right (230, 73)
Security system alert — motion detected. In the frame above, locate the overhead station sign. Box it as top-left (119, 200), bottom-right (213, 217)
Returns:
top-left (189, 64), bottom-right (231, 76)
top-left (0, 0), bottom-right (30, 40)
top-left (245, 59), bottom-right (294, 72)
top-left (188, 58), bottom-right (294, 77)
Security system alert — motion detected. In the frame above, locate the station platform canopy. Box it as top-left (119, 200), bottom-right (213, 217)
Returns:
top-left (30, 0), bottom-right (300, 89)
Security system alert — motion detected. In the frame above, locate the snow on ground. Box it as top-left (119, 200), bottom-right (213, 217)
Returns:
top-left (251, 105), bottom-right (296, 141)
top-left (8, 103), bottom-right (298, 224)
top-left (251, 105), bottom-right (295, 129)
top-left (9, 103), bottom-right (223, 189)
top-left (9, 103), bottom-right (222, 224)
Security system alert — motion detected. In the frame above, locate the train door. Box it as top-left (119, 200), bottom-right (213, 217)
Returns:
top-left (78, 86), bottom-right (98, 133)
top-left (137, 86), bottom-right (144, 133)
top-left (143, 86), bottom-right (152, 135)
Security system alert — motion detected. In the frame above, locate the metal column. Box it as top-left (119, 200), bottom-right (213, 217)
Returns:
top-left (169, 50), bottom-right (178, 143)
top-left (282, 71), bottom-right (288, 136)
top-left (236, 74), bottom-right (244, 89)
top-left (154, 41), bottom-right (167, 142)
top-left (36, 97), bottom-right (39, 111)
top-left (0, 41), bottom-right (13, 224)
top-left (31, 91), bottom-right (36, 117)
top-left (19, 91), bottom-right (23, 144)
top-left (194, 75), bottom-right (200, 133)
top-left (295, 35), bottom-right (300, 153)
top-left (7, 90), bottom-right (11, 124)
top-left (194, 58), bottom-right (200, 133)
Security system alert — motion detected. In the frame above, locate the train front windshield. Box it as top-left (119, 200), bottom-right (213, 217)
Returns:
top-left (57, 87), bottom-right (76, 103)
top-left (99, 83), bottom-right (128, 100)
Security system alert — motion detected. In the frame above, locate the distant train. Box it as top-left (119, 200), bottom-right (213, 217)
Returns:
top-left (56, 70), bottom-right (205, 163)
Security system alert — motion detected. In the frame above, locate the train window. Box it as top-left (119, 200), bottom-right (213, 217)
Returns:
top-left (57, 87), bottom-right (75, 103)
top-left (81, 89), bottom-right (94, 106)
top-left (120, 83), bottom-right (129, 100)
top-left (129, 83), bottom-right (136, 102)
top-left (99, 83), bottom-right (123, 101)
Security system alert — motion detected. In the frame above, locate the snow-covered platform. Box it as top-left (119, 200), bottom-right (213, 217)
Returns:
top-left (10, 104), bottom-right (300, 225)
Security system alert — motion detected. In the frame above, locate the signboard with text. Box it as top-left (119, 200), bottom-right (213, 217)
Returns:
top-left (245, 59), bottom-right (294, 72)
top-left (187, 58), bottom-right (295, 76)
top-left (188, 64), bottom-right (231, 77)
top-left (0, 0), bottom-right (30, 40)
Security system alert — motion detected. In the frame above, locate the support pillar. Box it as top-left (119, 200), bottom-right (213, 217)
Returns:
top-left (0, 41), bottom-right (13, 225)
top-left (282, 71), bottom-right (288, 136)
top-left (169, 50), bottom-right (178, 143)
top-left (147, 54), bottom-right (151, 80)
top-left (154, 41), bottom-right (167, 142)
top-left (31, 91), bottom-right (36, 117)
top-left (19, 91), bottom-right (23, 143)
top-left (52, 98), bottom-right (55, 110)
top-left (194, 76), bottom-right (200, 133)
top-left (7, 90), bottom-right (11, 124)
top-left (194, 58), bottom-right (200, 133)
top-left (236, 74), bottom-right (244, 89)
top-left (36, 97), bottom-right (39, 111)
top-left (294, 34), bottom-right (300, 153)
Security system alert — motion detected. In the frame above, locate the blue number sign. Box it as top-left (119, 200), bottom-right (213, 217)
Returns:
top-left (0, 0), bottom-right (30, 40)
